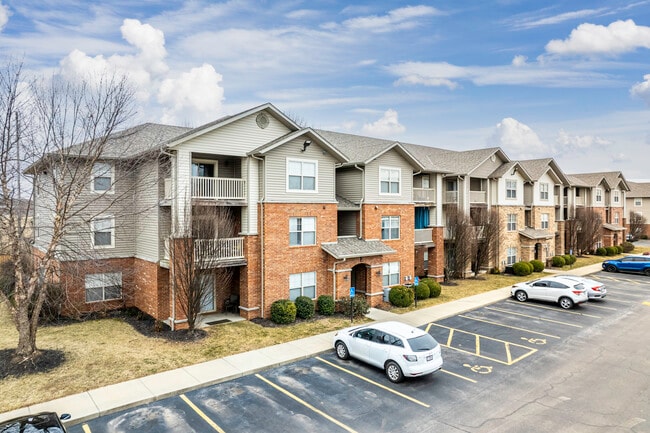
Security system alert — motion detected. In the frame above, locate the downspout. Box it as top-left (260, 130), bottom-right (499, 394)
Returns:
top-left (251, 153), bottom-right (266, 318)
top-left (160, 147), bottom-right (176, 331)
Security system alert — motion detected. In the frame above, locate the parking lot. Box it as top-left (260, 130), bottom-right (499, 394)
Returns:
top-left (70, 271), bottom-right (650, 433)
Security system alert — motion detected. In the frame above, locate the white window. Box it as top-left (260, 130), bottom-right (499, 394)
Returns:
top-left (85, 272), bottom-right (122, 303)
top-left (92, 217), bottom-right (114, 248)
top-left (289, 217), bottom-right (316, 246)
top-left (539, 183), bottom-right (549, 200)
top-left (382, 262), bottom-right (400, 286)
top-left (507, 214), bottom-right (517, 231)
top-left (595, 188), bottom-right (602, 203)
top-left (613, 190), bottom-right (620, 203)
top-left (614, 212), bottom-right (620, 224)
top-left (635, 198), bottom-right (642, 207)
top-left (380, 167), bottom-right (400, 194)
top-left (287, 159), bottom-right (317, 192)
top-left (381, 216), bottom-right (400, 240)
top-left (421, 175), bottom-right (430, 189)
top-left (541, 213), bottom-right (549, 229)
top-left (506, 248), bottom-right (517, 266)
top-left (91, 162), bottom-right (113, 193)
top-left (289, 271), bottom-right (316, 300)
top-left (506, 180), bottom-right (517, 199)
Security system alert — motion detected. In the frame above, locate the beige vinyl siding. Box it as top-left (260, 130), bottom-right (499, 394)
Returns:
top-left (365, 149), bottom-right (414, 204)
top-left (336, 167), bottom-right (363, 202)
top-left (471, 155), bottom-right (503, 178)
top-left (263, 139), bottom-right (338, 203)
top-left (134, 158), bottom-right (161, 261)
top-left (33, 172), bottom-right (55, 251)
top-left (241, 157), bottom-right (259, 235)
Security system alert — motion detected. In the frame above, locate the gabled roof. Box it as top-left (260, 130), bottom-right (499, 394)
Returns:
top-left (403, 146), bottom-right (511, 176)
top-left (627, 181), bottom-right (650, 198)
top-left (567, 171), bottom-right (630, 191)
top-left (488, 161), bottom-right (533, 182)
top-left (316, 130), bottom-right (425, 171)
top-left (517, 158), bottom-right (570, 184)
top-left (167, 103), bottom-right (300, 149)
top-left (249, 128), bottom-right (348, 163)
top-left (519, 228), bottom-right (554, 240)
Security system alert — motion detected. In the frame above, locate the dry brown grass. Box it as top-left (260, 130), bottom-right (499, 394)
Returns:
top-left (1, 245), bottom-right (648, 413)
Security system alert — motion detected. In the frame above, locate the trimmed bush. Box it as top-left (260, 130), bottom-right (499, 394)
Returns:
top-left (552, 255), bottom-right (566, 267)
top-left (388, 285), bottom-right (414, 307)
top-left (596, 247), bottom-right (607, 256)
top-left (605, 246), bottom-right (617, 256)
top-left (529, 259), bottom-right (545, 272)
top-left (513, 261), bottom-right (533, 276)
top-left (621, 241), bottom-right (634, 253)
top-left (422, 278), bottom-right (442, 298)
top-left (564, 254), bottom-right (576, 265)
top-left (414, 282), bottom-right (430, 300)
top-left (336, 296), bottom-right (370, 318)
top-left (615, 245), bottom-right (624, 254)
top-left (294, 296), bottom-right (315, 320)
top-left (317, 295), bottom-right (335, 316)
top-left (270, 299), bottom-right (296, 324)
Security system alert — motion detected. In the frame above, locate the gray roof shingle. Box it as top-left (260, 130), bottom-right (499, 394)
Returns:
top-left (321, 236), bottom-right (396, 259)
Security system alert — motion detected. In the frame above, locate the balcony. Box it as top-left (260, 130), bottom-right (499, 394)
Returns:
top-left (469, 190), bottom-right (487, 204)
top-left (415, 228), bottom-right (433, 244)
top-left (192, 177), bottom-right (246, 200)
top-left (413, 188), bottom-right (436, 203)
top-left (194, 237), bottom-right (246, 267)
top-left (444, 191), bottom-right (458, 204)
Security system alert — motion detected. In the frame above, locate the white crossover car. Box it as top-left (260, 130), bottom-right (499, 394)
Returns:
top-left (332, 321), bottom-right (443, 383)
top-left (511, 276), bottom-right (588, 309)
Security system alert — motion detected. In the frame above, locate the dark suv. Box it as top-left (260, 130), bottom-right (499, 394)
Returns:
top-left (0, 412), bottom-right (70, 432)
top-left (602, 255), bottom-right (650, 276)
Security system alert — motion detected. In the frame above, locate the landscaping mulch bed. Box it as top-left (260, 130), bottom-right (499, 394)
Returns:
top-left (0, 348), bottom-right (65, 379)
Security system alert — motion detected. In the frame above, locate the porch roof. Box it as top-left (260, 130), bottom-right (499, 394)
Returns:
top-left (321, 237), bottom-right (396, 260)
top-left (603, 223), bottom-right (625, 232)
top-left (519, 228), bottom-right (554, 240)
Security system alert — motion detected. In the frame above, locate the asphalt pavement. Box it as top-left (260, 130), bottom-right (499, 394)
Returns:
top-left (0, 262), bottom-right (606, 427)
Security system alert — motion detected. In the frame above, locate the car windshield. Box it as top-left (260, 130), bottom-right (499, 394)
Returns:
top-left (0, 414), bottom-right (64, 433)
top-left (407, 333), bottom-right (438, 351)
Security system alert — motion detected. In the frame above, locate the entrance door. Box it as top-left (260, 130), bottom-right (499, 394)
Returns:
top-left (351, 264), bottom-right (367, 294)
top-left (199, 274), bottom-right (215, 312)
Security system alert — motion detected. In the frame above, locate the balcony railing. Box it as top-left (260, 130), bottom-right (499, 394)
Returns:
top-left (413, 188), bottom-right (436, 203)
top-left (444, 191), bottom-right (458, 204)
top-left (415, 228), bottom-right (433, 243)
top-left (191, 177), bottom-right (246, 200)
top-left (469, 191), bottom-right (487, 204)
top-left (194, 237), bottom-right (245, 263)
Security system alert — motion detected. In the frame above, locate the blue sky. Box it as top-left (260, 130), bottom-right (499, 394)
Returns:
top-left (1, 1), bottom-right (649, 179)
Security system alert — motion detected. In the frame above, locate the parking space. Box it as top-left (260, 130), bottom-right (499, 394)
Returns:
top-left (69, 271), bottom-right (650, 433)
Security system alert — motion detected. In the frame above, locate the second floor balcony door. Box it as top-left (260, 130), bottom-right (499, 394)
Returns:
top-left (193, 161), bottom-right (215, 178)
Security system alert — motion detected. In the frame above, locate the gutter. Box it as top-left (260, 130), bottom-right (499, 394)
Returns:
top-left (251, 153), bottom-right (266, 318)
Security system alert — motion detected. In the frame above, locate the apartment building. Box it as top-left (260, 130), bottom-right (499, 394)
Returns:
top-left (31, 103), bottom-right (632, 327)
top-left (626, 181), bottom-right (650, 238)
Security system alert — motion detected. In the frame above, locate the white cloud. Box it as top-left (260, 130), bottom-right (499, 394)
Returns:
top-left (489, 118), bottom-right (550, 159)
top-left (0, 2), bottom-right (10, 31)
top-left (342, 5), bottom-right (441, 33)
top-left (388, 62), bottom-right (467, 89)
top-left (545, 20), bottom-right (650, 56)
top-left (513, 8), bottom-right (606, 30)
top-left (362, 109), bottom-right (405, 136)
top-left (555, 129), bottom-right (611, 149)
top-left (158, 64), bottom-right (225, 125)
top-left (120, 19), bottom-right (168, 75)
top-left (511, 55), bottom-right (527, 67)
top-left (630, 74), bottom-right (650, 105)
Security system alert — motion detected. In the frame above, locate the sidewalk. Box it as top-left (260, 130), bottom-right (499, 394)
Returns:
top-left (0, 263), bottom-right (604, 426)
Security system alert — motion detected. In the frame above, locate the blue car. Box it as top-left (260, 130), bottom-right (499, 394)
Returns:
top-left (602, 255), bottom-right (650, 276)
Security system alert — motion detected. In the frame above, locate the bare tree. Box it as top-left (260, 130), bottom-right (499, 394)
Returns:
top-left (445, 206), bottom-right (474, 279)
top-left (629, 211), bottom-right (646, 239)
top-left (0, 61), bottom-right (135, 362)
top-left (575, 208), bottom-right (602, 253)
top-left (564, 218), bottom-right (580, 255)
top-left (471, 208), bottom-right (502, 275)
top-left (171, 205), bottom-right (236, 333)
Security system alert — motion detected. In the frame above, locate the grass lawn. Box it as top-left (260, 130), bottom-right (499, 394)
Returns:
top-left (1, 246), bottom-right (647, 413)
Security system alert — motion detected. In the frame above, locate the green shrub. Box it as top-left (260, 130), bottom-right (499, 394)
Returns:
top-left (422, 278), bottom-right (442, 298)
top-left (512, 261), bottom-right (533, 276)
top-left (270, 299), bottom-right (296, 324)
top-left (605, 246), bottom-right (617, 256)
top-left (490, 267), bottom-right (501, 275)
top-left (529, 260), bottom-right (545, 272)
top-left (317, 295), bottom-right (335, 316)
top-left (414, 282), bottom-right (430, 300)
top-left (294, 296), bottom-right (315, 320)
top-left (621, 241), bottom-right (634, 253)
top-left (336, 296), bottom-right (370, 318)
top-left (615, 245), bottom-right (623, 254)
top-left (596, 247), bottom-right (607, 256)
top-left (564, 254), bottom-right (576, 265)
top-left (388, 285), bottom-right (414, 307)
top-left (552, 255), bottom-right (566, 267)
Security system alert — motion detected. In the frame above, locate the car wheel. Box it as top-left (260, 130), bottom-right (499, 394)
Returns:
top-left (385, 360), bottom-right (404, 383)
top-left (515, 290), bottom-right (528, 302)
top-left (644, 269), bottom-right (650, 277)
top-left (559, 297), bottom-right (574, 309)
top-left (605, 265), bottom-right (617, 272)
top-left (335, 341), bottom-right (350, 360)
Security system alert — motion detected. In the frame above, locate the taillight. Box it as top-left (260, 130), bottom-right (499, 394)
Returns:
top-left (403, 354), bottom-right (417, 362)
top-left (572, 290), bottom-right (583, 295)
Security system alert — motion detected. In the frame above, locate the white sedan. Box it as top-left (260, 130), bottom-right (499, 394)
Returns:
top-left (511, 276), bottom-right (588, 309)
top-left (332, 321), bottom-right (443, 383)
top-left (550, 275), bottom-right (607, 300)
